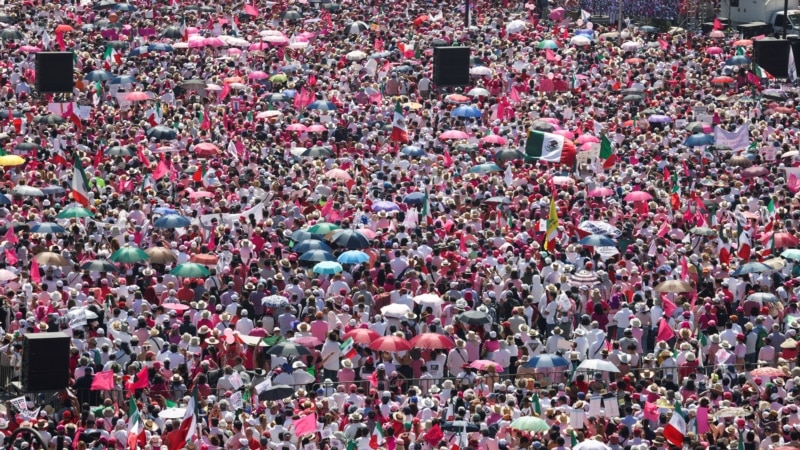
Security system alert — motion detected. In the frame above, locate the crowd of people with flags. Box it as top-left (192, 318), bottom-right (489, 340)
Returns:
top-left (0, 0), bottom-right (795, 449)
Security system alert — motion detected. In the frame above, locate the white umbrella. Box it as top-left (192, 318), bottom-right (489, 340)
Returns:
top-left (506, 19), bottom-right (527, 33)
top-left (381, 304), bottom-right (411, 318)
top-left (158, 408), bottom-right (186, 419)
top-left (0, 269), bottom-right (17, 281)
top-left (621, 41), bottom-right (641, 51)
top-left (469, 67), bottom-right (493, 76)
top-left (577, 359), bottom-right (621, 373)
top-left (288, 41), bottom-right (309, 49)
top-left (574, 441), bottom-right (611, 450)
top-left (467, 87), bottom-right (490, 97)
top-left (571, 35), bottom-right (592, 46)
top-left (346, 50), bottom-right (367, 61)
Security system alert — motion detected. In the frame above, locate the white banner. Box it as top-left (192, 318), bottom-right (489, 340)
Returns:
top-left (713, 125), bottom-right (750, 151)
top-left (229, 391), bottom-right (243, 410)
top-left (68, 308), bottom-right (87, 329)
top-left (9, 396), bottom-right (27, 414)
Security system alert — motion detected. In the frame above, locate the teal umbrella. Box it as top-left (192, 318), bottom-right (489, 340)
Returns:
top-left (57, 206), bottom-right (94, 219)
top-left (313, 261), bottom-right (343, 275)
top-left (509, 416), bottom-right (550, 432)
top-left (468, 163), bottom-right (501, 173)
top-left (536, 39), bottom-right (559, 49)
top-left (307, 222), bottom-right (341, 235)
top-left (171, 263), bottom-right (211, 277)
top-left (337, 250), bottom-right (369, 264)
top-left (781, 249), bottom-right (800, 261)
top-left (110, 247), bottom-right (149, 263)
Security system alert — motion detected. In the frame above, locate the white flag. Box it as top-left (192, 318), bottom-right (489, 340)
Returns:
top-left (790, 46), bottom-right (797, 82)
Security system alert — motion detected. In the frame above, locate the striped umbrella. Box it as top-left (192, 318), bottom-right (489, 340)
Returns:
top-left (569, 270), bottom-right (600, 286)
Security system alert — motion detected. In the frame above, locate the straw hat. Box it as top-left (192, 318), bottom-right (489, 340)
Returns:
top-left (781, 338), bottom-right (798, 349)
top-left (455, 339), bottom-right (466, 348)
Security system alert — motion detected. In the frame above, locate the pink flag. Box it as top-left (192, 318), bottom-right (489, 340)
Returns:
top-left (459, 233), bottom-right (467, 253)
top-left (55, 32), bottom-right (66, 51)
top-left (31, 257), bottom-right (41, 283)
top-left (545, 49), bottom-right (557, 61)
top-left (790, 174), bottom-right (800, 193)
top-left (661, 294), bottom-right (677, 318)
top-left (4, 226), bottom-right (17, 244)
top-left (656, 319), bottom-right (675, 343)
top-left (697, 406), bottom-right (710, 434)
top-left (153, 159), bottom-right (169, 180)
top-left (244, 4), bottom-right (258, 15)
top-left (207, 229), bottom-right (216, 251)
top-left (656, 221), bottom-right (670, 238)
top-left (509, 87), bottom-right (521, 104)
top-left (294, 413), bottom-right (317, 437)
top-left (644, 402), bottom-right (659, 422)
top-left (658, 38), bottom-right (669, 50)
top-left (443, 148), bottom-right (453, 168)
top-left (320, 200), bottom-right (333, 219)
top-left (201, 107), bottom-right (211, 130)
top-left (90, 370), bottom-right (115, 391)
top-left (219, 82), bottom-right (231, 101)
top-left (680, 256), bottom-right (689, 281)
top-left (5, 248), bottom-right (17, 265)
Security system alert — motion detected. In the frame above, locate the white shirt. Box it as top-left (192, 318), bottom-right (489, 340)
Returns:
top-left (321, 340), bottom-right (341, 371)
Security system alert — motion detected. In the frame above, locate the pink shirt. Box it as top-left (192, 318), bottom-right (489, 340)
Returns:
top-left (310, 320), bottom-right (329, 342)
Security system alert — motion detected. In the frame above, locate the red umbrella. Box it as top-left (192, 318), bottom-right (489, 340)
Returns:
top-left (190, 253), bottom-right (219, 265)
top-left (343, 328), bottom-right (380, 345)
top-left (480, 135), bottom-right (507, 145)
top-left (307, 124), bottom-right (327, 133)
top-left (194, 143), bottom-right (220, 157)
top-left (750, 367), bottom-right (786, 377)
top-left (711, 76), bottom-right (734, 84)
top-left (55, 24), bottom-right (74, 34)
top-left (623, 191), bottom-right (653, 202)
top-left (469, 359), bottom-right (504, 372)
top-left (413, 15), bottom-right (429, 26)
top-left (444, 94), bottom-right (470, 104)
top-left (761, 232), bottom-right (798, 249)
top-left (124, 91), bottom-right (153, 102)
top-left (286, 123), bottom-right (308, 132)
top-left (588, 187), bottom-right (614, 197)
top-left (369, 335), bottom-right (411, 352)
top-left (410, 333), bottom-right (454, 350)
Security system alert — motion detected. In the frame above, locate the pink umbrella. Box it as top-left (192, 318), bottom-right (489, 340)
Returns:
top-left (188, 39), bottom-right (205, 48)
top-left (549, 7), bottom-right (565, 20)
top-left (297, 31), bottom-right (316, 41)
top-left (580, 142), bottom-right (598, 151)
top-left (18, 45), bottom-right (40, 53)
top-left (369, 335), bottom-right (412, 352)
top-left (248, 70), bottom-right (269, 80)
top-left (576, 134), bottom-right (600, 144)
top-left (307, 124), bottom-right (327, 133)
top-left (357, 228), bottom-right (377, 239)
top-left (194, 143), bottom-right (220, 157)
top-left (286, 123), bottom-right (307, 132)
top-left (228, 48), bottom-right (242, 56)
top-left (705, 46), bottom-right (723, 55)
top-left (188, 190), bottom-right (214, 199)
top-left (293, 336), bottom-right (323, 347)
top-left (248, 42), bottom-right (269, 51)
top-left (439, 130), bottom-right (470, 140)
top-left (553, 129), bottom-right (575, 140)
top-left (185, 27), bottom-right (200, 35)
top-left (480, 135), bottom-right (507, 145)
top-left (203, 37), bottom-right (226, 47)
top-left (470, 359), bottom-right (504, 372)
top-left (588, 187), bottom-right (614, 197)
top-left (263, 35), bottom-right (289, 44)
top-left (710, 30), bottom-right (725, 38)
top-left (539, 118), bottom-right (560, 125)
top-left (124, 91), bottom-right (153, 102)
top-left (624, 191), bottom-right (653, 202)
top-left (552, 176), bottom-right (574, 186)
top-left (325, 168), bottom-right (352, 180)
top-left (163, 302), bottom-right (190, 311)
top-left (444, 94), bottom-right (470, 103)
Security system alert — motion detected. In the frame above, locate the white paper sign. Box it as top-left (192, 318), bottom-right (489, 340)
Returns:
top-left (330, 439), bottom-right (343, 450)
top-left (9, 396), bottom-right (27, 414)
top-left (603, 394), bottom-right (620, 417)
top-left (19, 407), bottom-right (40, 421)
top-left (255, 378), bottom-right (272, 394)
top-left (589, 396), bottom-right (602, 416)
top-left (570, 408), bottom-right (586, 429)
top-left (229, 391), bottom-right (244, 410)
top-left (68, 308), bottom-right (87, 329)
top-left (229, 372), bottom-right (243, 390)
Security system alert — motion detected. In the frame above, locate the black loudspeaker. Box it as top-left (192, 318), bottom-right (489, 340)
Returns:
top-left (753, 38), bottom-right (791, 78)
top-left (35, 52), bottom-right (74, 94)
top-left (433, 46), bottom-right (470, 87)
top-left (22, 332), bottom-right (70, 391)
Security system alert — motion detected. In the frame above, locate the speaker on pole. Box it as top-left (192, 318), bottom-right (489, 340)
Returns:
top-left (22, 332), bottom-right (70, 392)
top-left (433, 47), bottom-right (471, 87)
top-left (35, 52), bottom-right (74, 94)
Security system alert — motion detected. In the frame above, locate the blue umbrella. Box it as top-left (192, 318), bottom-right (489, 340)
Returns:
top-left (128, 45), bottom-right (149, 56)
top-left (109, 75), bottom-right (136, 85)
top-left (298, 250), bottom-right (336, 263)
top-left (152, 207), bottom-right (177, 215)
top-left (31, 222), bottom-right (66, 234)
top-left (575, 29), bottom-right (595, 38)
top-left (731, 262), bottom-right (772, 276)
top-left (400, 145), bottom-right (425, 157)
top-left (725, 55), bottom-right (751, 66)
top-left (524, 354), bottom-right (570, 369)
top-left (337, 250), bottom-right (369, 264)
top-left (153, 215), bottom-right (191, 229)
top-left (684, 133), bottom-right (715, 147)
top-left (0, 194), bottom-right (10, 205)
top-left (403, 192), bottom-right (426, 205)
top-left (293, 240), bottom-right (333, 254)
top-left (451, 105), bottom-right (482, 118)
top-left (282, 89), bottom-right (297, 98)
top-left (112, 3), bottom-right (137, 11)
top-left (469, 163), bottom-right (501, 173)
top-left (578, 234), bottom-right (617, 247)
top-left (308, 100), bottom-right (337, 111)
top-left (41, 185), bottom-right (65, 195)
top-left (148, 43), bottom-right (174, 52)
top-left (371, 201), bottom-right (400, 212)
top-left (313, 261), bottom-right (343, 275)
top-left (84, 70), bottom-right (111, 82)
top-left (290, 229), bottom-right (323, 243)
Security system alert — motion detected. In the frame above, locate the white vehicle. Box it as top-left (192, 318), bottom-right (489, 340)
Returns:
top-left (722, 0), bottom-right (800, 35)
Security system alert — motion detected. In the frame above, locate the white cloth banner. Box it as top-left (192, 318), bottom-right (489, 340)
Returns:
top-left (713, 125), bottom-right (749, 151)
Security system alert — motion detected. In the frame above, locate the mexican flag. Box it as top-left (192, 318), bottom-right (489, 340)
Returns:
top-left (71, 155), bottom-right (90, 206)
top-left (369, 423), bottom-right (384, 449)
top-left (737, 223), bottom-right (751, 260)
top-left (599, 134), bottom-right (615, 168)
top-left (168, 387), bottom-right (198, 450)
top-left (766, 197), bottom-right (775, 219)
top-left (180, 16), bottom-right (188, 42)
top-left (754, 65), bottom-right (774, 79)
top-left (92, 81), bottom-right (102, 106)
top-left (103, 46), bottom-right (121, 70)
top-left (339, 337), bottom-right (357, 359)
top-left (390, 101), bottom-right (409, 143)
top-left (127, 397), bottom-right (147, 450)
top-left (664, 401), bottom-right (686, 447)
top-left (193, 161), bottom-right (207, 184)
top-left (525, 130), bottom-right (564, 162)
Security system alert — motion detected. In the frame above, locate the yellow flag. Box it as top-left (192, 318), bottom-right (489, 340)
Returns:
top-left (544, 196), bottom-right (559, 251)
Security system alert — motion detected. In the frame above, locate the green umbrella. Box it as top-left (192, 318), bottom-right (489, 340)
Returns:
top-left (509, 416), bottom-right (550, 432)
top-left (171, 262), bottom-right (211, 277)
top-left (57, 206), bottom-right (95, 219)
top-left (307, 222), bottom-right (340, 235)
top-left (269, 73), bottom-right (288, 83)
top-left (781, 249), bottom-right (800, 261)
top-left (110, 247), bottom-right (149, 263)
top-left (536, 40), bottom-right (559, 49)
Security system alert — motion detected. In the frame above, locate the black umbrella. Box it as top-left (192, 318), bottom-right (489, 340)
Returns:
top-left (455, 143), bottom-right (479, 152)
top-left (106, 145), bottom-right (136, 157)
top-left (457, 310), bottom-right (492, 325)
top-left (93, 0), bottom-right (118, 9)
top-left (180, 79), bottom-right (207, 89)
top-left (14, 142), bottom-right (40, 152)
top-left (0, 29), bottom-right (23, 40)
top-left (442, 421), bottom-right (481, 432)
top-left (34, 115), bottom-right (66, 125)
top-left (0, 110), bottom-right (22, 119)
top-left (530, 120), bottom-right (555, 132)
top-left (290, 230), bottom-right (324, 243)
top-left (282, 10), bottom-right (302, 20)
top-left (106, 40), bottom-right (130, 49)
top-left (346, 21), bottom-right (368, 34)
top-left (322, 3), bottom-right (341, 10)
top-left (80, 260), bottom-right (118, 273)
top-left (147, 125), bottom-right (177, 140)
top-left (493, 149), bottom-right (525, 164)
top-left (266, 342), bottom-right (311, 357)
top-left (198, 6), bottom-right (215, 12)
top-left (329, 230), bottom-right (371, 249)
top-left (258, 385), bottom-right (295, 401)
top-left (0, 14), bottom-right (16, 24)
top-left (161, 26), bottom-right (183, 38)
top-left (301, 146), bottom-right (333, 158)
